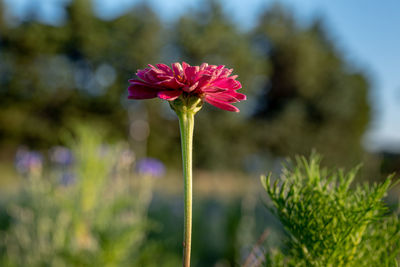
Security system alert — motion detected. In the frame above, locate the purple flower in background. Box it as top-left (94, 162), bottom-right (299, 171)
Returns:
top-left (49, 146), bottom-right (74, 166)
top-left (15, 147), bottom-right (43, 175)
top-left (60, 172), bottom-right (76, 186)
top-left (136, 158), bottom-right (165, 177)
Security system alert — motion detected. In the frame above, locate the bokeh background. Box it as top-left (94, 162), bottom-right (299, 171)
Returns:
top-left (0, 0), bottom-right (399, 266)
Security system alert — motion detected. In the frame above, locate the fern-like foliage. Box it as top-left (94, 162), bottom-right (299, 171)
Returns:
top-left (261, 155), bottom-right (400, 267)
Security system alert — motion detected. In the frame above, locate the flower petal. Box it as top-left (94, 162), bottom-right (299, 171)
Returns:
top-left (184, 66), bottom-right (200, 83)
top-left (212, 78), bottom-right (241, 90)
top-left (200, 63), bottom-right (209, 70)
top-left (157, 90), bottom-right (182, 100)
top-left (139, 69), bottom-right (160, 83)
top-left (156, 63), bottom-right (174, 75)
top-left (183, 81), bottom-right (199, 92)
top-left (201, 86), bottom-right (228, 93)
top-left (129, 79), bottom-right (152, 86)
top-left (172, 62), bottom-right (184, 77)
top-left (224, 91), bottom-right (247, 101)
top-left (128, 84), bottom-right (159, 99)
top-left (204, 95), bottom-right (239, 112)
top-left (219, 68), bottom-right (233, 78)
top-left (207, 93), bottom-right (238, 103)
top-left (155, 78), bottom-right (184, 89)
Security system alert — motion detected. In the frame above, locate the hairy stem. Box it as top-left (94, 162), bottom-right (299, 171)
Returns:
top-left (177, 110), bottom-right (195, 267)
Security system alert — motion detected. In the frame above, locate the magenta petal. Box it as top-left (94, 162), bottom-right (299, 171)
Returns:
top-left (200, 63), bottom-right (209, 70)
top-left (145, 70), bottom-right (165, 83)
top-left (155, 78), bottom-right (183, 89)
top-left (136, 69), bottom-right (148, 81)
top-left (129, 79), bottom-right (152, 86)
top-left (157, 90), bottom-right (182, 100)
top-left (219, 68), bottom-right (233, 78)
top-left (196, 74), bottom-right (213, 88)
top-left (204, 95), bottom-right (239, 112)
top-left (148, 64), bottom-right (158, 70)
top-left (185, 66), bottom-right (200, 83)
top-left (172, 62), bottom-right (184, 77)
top-left (206, 91), bottom-right (246, 103)
top-left (201, 86), bottom-right (228, 93)
top-left (212, 78), bottom-right (241, 90)
top-left (225, 91), bottom-right (247, 101)
top-left (129, 78), bottom-right (142, 84)
top-left (128, 84), bottom-right (159, 99)
top-left (183, 81), bottom-right (199, 92)
top-left (182, 62), bottom-right (190, 72)
top-left (156, 63), bottom-right (174, 75)
top-left (207, 94), bottom-right (238, 103)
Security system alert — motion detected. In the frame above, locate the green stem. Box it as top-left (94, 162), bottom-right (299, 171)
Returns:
top-left (177, 110), bottom-right (195, 267)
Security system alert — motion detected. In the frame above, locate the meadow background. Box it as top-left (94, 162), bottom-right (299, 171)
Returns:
top-left (0, 0), bottom-right (399, 266)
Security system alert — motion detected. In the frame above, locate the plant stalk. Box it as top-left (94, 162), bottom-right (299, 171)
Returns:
top-left (177, 110), bottom-right (195, 267)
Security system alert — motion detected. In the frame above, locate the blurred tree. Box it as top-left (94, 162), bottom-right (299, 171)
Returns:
top-left (0, 0), bottom-right (161, 148)
top-left (251, 4), bottom-right (371, 168)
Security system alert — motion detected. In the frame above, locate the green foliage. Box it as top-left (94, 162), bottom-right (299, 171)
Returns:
top-left (261, 155), bottom-right (400, 267)
top-left (0, 127), bottom-right (153, 266)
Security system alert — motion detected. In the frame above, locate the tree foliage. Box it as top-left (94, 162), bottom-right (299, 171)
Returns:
top-left (252, 5), bottom-right (370, 168)
top-left (0, 0), bottom-right (161, 148)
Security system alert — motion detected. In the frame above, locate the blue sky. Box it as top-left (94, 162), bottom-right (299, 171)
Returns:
top-left (4, 0), bottom-right (400, 151)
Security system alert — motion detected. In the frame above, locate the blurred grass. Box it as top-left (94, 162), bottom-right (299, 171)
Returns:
top-left (1, 163), bottom-right (261, 198)
top-left (1, 132), bottom-right (397, 266)
top-left (0, 160), bottom-right (20, 193)
top-left (0, 126), bottom-right (278, 267)
top-left (0, 127), bottom-right (155, 266)
top-left (155, 170), bottom-right (261, 198)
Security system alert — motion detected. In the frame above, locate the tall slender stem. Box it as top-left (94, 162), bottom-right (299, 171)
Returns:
top-left (177, 110), bottom-right (194, 267)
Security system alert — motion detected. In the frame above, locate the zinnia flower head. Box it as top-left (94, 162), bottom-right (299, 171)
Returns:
top-left (128, 62), bottom-right (246, 112)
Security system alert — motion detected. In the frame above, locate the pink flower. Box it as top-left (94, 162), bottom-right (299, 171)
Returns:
top-left (128, 62), bottom-right (246, 112)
